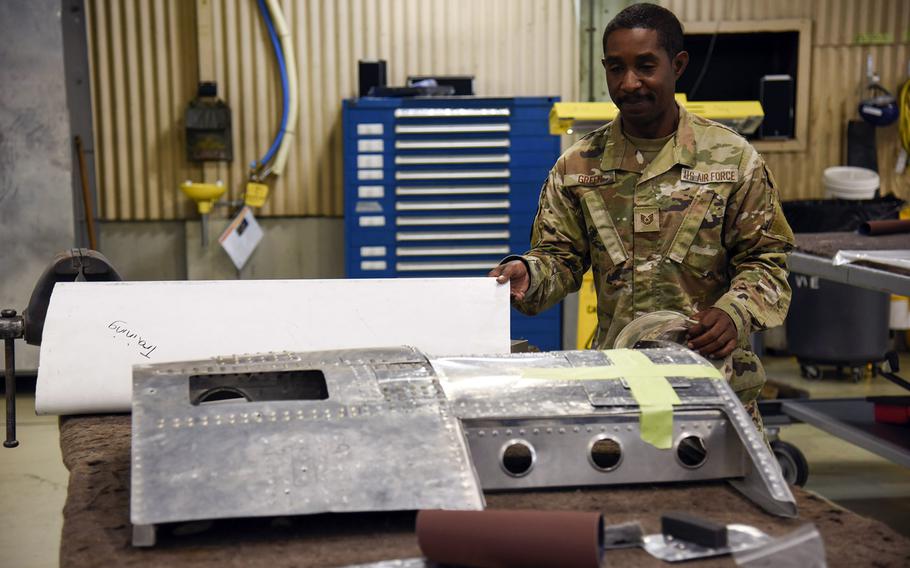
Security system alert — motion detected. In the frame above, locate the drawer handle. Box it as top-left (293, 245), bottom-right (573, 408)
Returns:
top-left (396, 169), bottom-right (510, 180)
top-left (394, 108), bottom-right (510, 118)
top-left (396, 261), bottom-right (500, 271)
top-left (396, 215), bottom-right (510, 226)
top-left (395, 154), bottom-right (510, 165)
top-left (396, 200), bottom-right (510, 211)
top-left (396, 230), bottom-right (511, 241)
top-left (396, 245), bottom-right (510, 257)
top-left (396, 185), bottom-right (509, 196)
top-left (395, 124), bottom-right (510, 134)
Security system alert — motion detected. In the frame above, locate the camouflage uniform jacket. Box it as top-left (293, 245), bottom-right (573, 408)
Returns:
top-left (512, 106), bottom-right (795, 402)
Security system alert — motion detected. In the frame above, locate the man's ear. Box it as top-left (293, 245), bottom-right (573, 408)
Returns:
top-left (672, 51), bottom-right (689, 79)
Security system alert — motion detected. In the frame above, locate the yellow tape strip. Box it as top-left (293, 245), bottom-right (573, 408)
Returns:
top-left (609, 351), bottom-right (681, 449)
top-left (519, 349), bottom-right (721, 449)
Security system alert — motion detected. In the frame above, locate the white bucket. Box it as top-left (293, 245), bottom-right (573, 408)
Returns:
top-left (890, 296), bottom-right (910, 330)
top-left (823, 166), bottom-right (879, 200)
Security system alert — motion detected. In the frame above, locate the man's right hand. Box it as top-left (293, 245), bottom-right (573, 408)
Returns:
top-left (488, 260), bottom-right (531, 301)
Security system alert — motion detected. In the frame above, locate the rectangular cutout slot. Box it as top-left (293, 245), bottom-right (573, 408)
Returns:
top-left (189, 370), bottom-right (329, 405)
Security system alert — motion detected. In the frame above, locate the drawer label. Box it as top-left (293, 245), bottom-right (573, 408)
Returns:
top-left (357, 123), bottom-right (384, 135)
top-left (358, 185), bottom-right (384, 199)
top-left (358, 169), bottom-right (383, 180)
top-left (360, 260), bottom-right (387, 270)
top-left (358, 154), bottom-right (384, 169)
top-left (358, 215), bottom-right (386, 227)
top-left (360, 246), bottom-right (387, 257)
top-left (358, 139), bottom-right (384, 152)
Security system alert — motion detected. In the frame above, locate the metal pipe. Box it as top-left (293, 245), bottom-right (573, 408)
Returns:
top-left (75, 135), bottom-right (98, 250)
top-left (588, 0), bottom-right (595, 102)
top-left (201, 213), bottom-right (209, 248)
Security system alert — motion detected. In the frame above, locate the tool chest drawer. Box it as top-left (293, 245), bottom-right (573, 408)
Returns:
top-left (343, 97), bottom-right (563, 351)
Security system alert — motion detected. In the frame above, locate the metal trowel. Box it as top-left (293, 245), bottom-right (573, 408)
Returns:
top-left (603, 512), bottom-right (776, 563)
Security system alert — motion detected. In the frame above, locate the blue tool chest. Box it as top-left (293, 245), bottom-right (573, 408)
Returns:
top-left (342, 96), bottom-right (563, 351)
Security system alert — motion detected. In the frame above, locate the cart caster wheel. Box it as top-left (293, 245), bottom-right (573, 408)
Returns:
top-left (771, 440), bottom-right (809, 487)
top-left (801, 365), bottom-right (820, 380)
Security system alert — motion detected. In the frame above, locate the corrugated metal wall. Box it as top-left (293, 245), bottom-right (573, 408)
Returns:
top-left (662, 0), bottom-right (910, 200)
top-left (86, 0), bottom-right (580, 220)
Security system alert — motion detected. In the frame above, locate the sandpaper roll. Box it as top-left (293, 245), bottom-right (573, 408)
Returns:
top-left (859, 219), bottom-right (910, 236)
top-left (416, 509), bottom-right (603, 568)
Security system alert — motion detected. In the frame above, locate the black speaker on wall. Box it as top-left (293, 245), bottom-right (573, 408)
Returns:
top-left (359, 60), bottom-right (387, 98)
top-left (759, 74), bottom-right (794, 139)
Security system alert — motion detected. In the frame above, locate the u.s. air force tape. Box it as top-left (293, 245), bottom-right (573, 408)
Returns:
top-left (520, 349), bottom-right (722, 449)
top-left (681, 168), bottom-right (739, 184)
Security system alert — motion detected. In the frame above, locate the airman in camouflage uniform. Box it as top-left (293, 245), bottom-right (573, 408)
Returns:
top-left (511, 105), bottom-right (793, 403)
top-left (490, 4), bottom-right (794, 420)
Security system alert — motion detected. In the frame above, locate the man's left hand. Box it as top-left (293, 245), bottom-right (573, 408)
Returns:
top-left (686, 308), bottom-right (737, 359)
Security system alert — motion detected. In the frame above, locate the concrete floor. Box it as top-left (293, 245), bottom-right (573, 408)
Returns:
top-left (762, 353), bottom-right (910, 537)
top-left (2, 354), bottom-right (909, 567)
top-left (0, 394), bottom-right (68, 568)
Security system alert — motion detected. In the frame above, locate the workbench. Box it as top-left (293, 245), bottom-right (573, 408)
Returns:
top-left (789, 232), bottom-right (910, 296)
top-left (58, 414), bottom-right (910, 568)
top-left (762, 231), bottom-right (910, 468)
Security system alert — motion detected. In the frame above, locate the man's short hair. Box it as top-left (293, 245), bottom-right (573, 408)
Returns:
top-left (602, 3), bottom-right (684, 59)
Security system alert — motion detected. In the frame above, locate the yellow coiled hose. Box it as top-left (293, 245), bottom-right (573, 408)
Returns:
top-left (900, 77), bottom-right (910, 154)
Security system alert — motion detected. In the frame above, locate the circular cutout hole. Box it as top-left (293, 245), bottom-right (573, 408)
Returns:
top-left (195, 387), bottom-right (250, 405)
top-left (589, 437), bottom-right (622, 471)
top-left (676, 435), bottom-right (708, 468)
top-left (501, 440), bottom-right (535, 477)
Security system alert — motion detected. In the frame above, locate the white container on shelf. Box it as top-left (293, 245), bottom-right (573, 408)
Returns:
top-left (890, 296), bottom-right (910, 330)
top-left (822, 166), bottom-right (879, 199)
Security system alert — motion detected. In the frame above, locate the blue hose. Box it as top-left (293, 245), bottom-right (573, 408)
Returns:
top-left (252, 0), bottom-right (289, 171)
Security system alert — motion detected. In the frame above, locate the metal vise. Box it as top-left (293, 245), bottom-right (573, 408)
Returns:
top-left (0, 249), bottom-right (121, 447)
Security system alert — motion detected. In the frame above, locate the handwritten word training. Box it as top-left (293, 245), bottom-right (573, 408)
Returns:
top-left (107, 320), bottom-right (157, 358)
